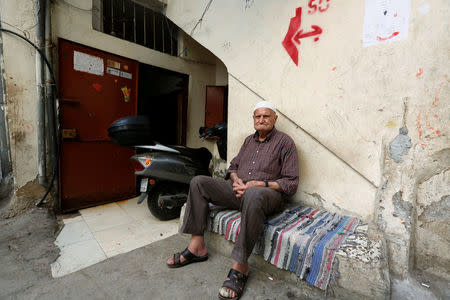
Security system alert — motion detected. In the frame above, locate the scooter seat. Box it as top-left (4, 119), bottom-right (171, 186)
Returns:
top-left (170, 146), bottom-right (212, 160)
top-left (168, 146), bottom-right (212, 168)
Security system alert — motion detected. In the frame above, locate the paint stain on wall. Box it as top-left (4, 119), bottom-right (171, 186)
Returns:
top-left (11, 130), bottom-right (26, 143)
top-left (385, 120), bottom-right (398, 128)
top-left (416, 113), bottom-right (425, 149)
top-left (416, 77), bottom-right (449, 149)
top-left (221, 41), bottom-right (231, 51)
top-left (244, 0), bottom-right (254, 9)
top-left (416, 68), bottom-right (423, 78)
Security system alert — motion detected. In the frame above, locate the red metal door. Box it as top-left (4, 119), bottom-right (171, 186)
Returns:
top-left (205, 86), bottom-right (227, 128)
top-left (58, 39), bottom-right (138, 211)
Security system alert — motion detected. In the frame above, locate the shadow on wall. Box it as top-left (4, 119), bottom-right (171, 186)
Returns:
top-left (0, 174), bottom-right (14, 210)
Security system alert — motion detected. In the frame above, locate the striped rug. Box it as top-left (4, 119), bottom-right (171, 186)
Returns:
top-left (207, 205), bottom-right (360, 290)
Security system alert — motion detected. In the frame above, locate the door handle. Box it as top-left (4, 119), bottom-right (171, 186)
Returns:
top-left (60, 98), bottom-right (80, 105)
top-left (62, 129), bottom-right (78, 139)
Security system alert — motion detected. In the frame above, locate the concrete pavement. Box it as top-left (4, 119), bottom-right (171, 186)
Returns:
top-left (1, 208), bottom-right (313, 300)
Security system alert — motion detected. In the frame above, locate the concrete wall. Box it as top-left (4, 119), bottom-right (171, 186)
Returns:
top-left (415, 167), bottom-right (449, 280)
top-left (166, 0), bottom-right (449, 280)
top-left (166, 0), bottom-right (449, 221)
top-left (0, 0), bottom-right (226, 192)
top-left (0, 0), bottom-right (39, 189)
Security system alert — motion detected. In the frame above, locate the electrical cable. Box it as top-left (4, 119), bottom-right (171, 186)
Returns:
top-left (173, 0), bottom-right (214, 58)
top-left (0, 27), bottom-right (61, 206)
top-left (189, 0), bottom-right (213, 36)
top-left (0, 28), bottom-right (56, 86)
top-left (0, 21), bottom-right (32, 40)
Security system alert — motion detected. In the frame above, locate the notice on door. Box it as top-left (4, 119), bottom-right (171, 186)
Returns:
top-left (73, 51), bottom-right (104, 76)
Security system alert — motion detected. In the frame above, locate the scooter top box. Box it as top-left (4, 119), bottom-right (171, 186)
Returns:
top-left (108, 115), bottom-right (155, 146)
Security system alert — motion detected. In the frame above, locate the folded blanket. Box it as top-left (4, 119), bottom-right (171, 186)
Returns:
top-left (207, 204), bottom-right (360, 290)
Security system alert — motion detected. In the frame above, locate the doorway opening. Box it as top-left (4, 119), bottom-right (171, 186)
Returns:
top-left (137, 63), bottom-right (188, 146)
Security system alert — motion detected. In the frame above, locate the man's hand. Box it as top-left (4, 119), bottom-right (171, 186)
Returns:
top-left (229, 173), bottom-right (281, 198)
top-left (243, 180), bottom-right (261, 188)
top-left (230, 173), bottom-right (246, 198)
top-left (234, 180), bottom-right (264, 198)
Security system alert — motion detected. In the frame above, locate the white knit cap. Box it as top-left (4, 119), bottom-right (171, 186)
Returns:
top-left (253, 101), bottom-right (276, 113)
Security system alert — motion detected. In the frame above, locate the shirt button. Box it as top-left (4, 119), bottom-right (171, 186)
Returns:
top-left (248, 172), bottom-right (251, 175)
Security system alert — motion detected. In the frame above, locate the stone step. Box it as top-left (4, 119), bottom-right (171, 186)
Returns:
top-left (204, 222), bottom-right (390, 300)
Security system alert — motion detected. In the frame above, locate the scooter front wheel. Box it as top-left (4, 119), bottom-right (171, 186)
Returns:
top-left (147, 182), bottom-right (186, 221)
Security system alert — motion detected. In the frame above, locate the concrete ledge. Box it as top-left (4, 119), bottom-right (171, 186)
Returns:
top-left (205, 224), bottom-right (390, 300)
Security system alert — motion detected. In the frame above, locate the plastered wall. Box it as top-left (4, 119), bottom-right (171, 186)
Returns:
top-left (0, 0), bottom-right (226, 190)
top-left (0, 0), bottom-right (39, 189)
top-left (166, 0), bottom-right (449, 222)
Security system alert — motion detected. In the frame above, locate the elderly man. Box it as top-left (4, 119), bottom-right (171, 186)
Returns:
top-left (167, 101), bottom-right (299, 299)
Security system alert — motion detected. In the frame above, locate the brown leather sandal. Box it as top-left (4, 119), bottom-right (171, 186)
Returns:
top-left (218, 269), bottom-right (248, 300)
top-left (167, 247), bottom-right (208, 268)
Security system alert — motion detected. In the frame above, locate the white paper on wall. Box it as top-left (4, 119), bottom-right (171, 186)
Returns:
top-left (73, 51), bottom-right (104, 76)
top-left (362, 0), bottom-right (411, 47)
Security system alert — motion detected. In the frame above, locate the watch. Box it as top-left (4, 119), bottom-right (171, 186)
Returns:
top-left (264, 180), bottom-right (269, 187)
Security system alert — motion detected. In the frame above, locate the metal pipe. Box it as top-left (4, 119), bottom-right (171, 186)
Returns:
top-left (0, 11), bottom-right (14, 203)
top-left (44, 0), bottom-right (57, 190)
top-left (0, 30), bottom-right (12, 177)
top-left (34, 0), bottom-right (47, 186)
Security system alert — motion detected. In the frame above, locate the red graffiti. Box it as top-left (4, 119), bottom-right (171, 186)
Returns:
top-left (92, 83), bottom-right (102, 92)
top-left (308, 0), bottom-right (331, 14)
top-left (416, 68), bottom-right (423, 78)
top-left (416, 113), bottom-right (425, 149)
top-left (294, 25), bottom-right (323, 43)
top-left (416, 78), bottom-right (448, 150)
top-left (376, 32), bottom-right (399, 41)
top-left (282, 7), bottom-right (323, 66)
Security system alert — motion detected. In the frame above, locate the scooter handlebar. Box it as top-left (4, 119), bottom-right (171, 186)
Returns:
top-left (199, 122), bottom-right (227, 140)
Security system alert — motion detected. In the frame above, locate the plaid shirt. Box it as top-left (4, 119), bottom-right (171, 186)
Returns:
top-left (226, 127), bottom-right (299, 196)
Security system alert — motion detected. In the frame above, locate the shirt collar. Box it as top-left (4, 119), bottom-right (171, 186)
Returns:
top-left (253, 127), bottom-right (277, 143)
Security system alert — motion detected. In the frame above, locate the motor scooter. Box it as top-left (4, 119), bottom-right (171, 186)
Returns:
top-left (108, 116), bottom-right (226, 220)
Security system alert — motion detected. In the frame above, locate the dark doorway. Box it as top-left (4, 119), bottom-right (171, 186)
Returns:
top-left (137, 64), bottom-right (188, 146)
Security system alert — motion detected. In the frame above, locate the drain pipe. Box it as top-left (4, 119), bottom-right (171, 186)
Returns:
top-left (0, 12), bottom-right (14, 201)
top-left (44, 0), bottom-right (57, 184)
top-left (34, 0), bottom-right (47, 186)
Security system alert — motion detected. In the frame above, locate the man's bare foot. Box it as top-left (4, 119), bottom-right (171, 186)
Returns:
top-left (218, 261), bottom-right (249, 299)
